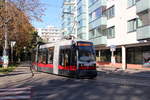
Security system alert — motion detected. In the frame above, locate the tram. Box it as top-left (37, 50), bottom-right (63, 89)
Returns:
top-left (31, 38), bottom-right (97, 78)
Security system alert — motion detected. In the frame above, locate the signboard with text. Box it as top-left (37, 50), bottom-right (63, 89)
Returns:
top-left (110, 45), bottom-right (116, 51)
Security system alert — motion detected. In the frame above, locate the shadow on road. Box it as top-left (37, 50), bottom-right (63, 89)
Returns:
top-left (16, 73), bottom-right (150, 100)
top-left (1, 61), bottom-right (150, 100)
top-left (97, 69), bottom-right (150, 80)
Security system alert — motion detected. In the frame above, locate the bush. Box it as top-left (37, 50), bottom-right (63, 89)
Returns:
top-left (0, 66), bottom-right (16, 74)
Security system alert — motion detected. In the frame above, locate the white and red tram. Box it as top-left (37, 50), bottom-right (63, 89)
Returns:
top-left (32, 39), bottom-right (97, 78)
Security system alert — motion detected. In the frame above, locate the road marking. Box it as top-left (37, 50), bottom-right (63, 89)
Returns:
top-left (0, 87), bottom-right (31, 100)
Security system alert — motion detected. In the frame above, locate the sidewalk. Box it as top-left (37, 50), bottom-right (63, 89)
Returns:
top-left (0, 62), bottom-right (33, 88)
top-left (97, 66), bottom-right (150, 78)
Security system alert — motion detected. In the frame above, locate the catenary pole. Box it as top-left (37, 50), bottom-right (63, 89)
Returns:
top-left (3, 0), bottom-right (9, 69)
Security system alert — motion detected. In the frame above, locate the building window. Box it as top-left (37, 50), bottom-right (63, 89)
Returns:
top-left (137, 10), bottom-right (150, 27)
top-left (107, 26), bottom-right (115, 39)
top-left (89, 13), bottom-right (92, 22)
top-left (78, 7), bottom-right (82, 15)
top-left (128, 0), bottom-right (136, 8)
top-left (89, 7), bottom-right (103, 22)
top-left (95, 8), bottom-right (102, 18)
top-left (89, 0), bottom-right (99, 6)
top-left (78, 20), bottom-right (83, 27)
top-left (89, 29), bottom-right (95, 39)
top-left (104, 6), bottom-right (115, 19)
top-left (97, 27), bottom-right (105, 37)
top-left (127, 18), bottom-right (137, 32)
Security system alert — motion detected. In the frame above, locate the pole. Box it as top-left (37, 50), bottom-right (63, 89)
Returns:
top-left (122, 46), bottom-right (126, 70)
top-left (3, 0), bottom-right (8, 69)
top-left (11, 45), bottom-right (13, 63)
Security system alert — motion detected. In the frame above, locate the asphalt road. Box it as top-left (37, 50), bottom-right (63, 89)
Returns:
top-left (1, 66), bottom-right (150, 100)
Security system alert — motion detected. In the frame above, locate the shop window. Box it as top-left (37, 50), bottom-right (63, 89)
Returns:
top-left (114, 49), bottom-right (122, 63)
top-left (100, 50), bottom-right (111, 62)
top-left (143, 46), bottom-right (150, 65)
top-left (127, 47), bottom-right (143, 64)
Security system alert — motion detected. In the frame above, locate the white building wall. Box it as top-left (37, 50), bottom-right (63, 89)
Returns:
top-left (36, 26), bottom-right (62, 43)
top-left (106, 0), bottom-right (139, 46)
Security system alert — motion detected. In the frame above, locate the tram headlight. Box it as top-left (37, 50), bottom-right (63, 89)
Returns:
top-left (79, 64), bottom-right (84, 67)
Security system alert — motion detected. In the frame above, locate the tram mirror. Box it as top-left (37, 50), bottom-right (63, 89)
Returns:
top-left (72, 44), bottom-right (76, 48)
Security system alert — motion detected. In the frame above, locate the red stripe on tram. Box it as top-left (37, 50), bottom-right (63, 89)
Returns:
top-left (37, 63), bottom-right (53, 68)
top-left (58, 65), bottom-right (77, 71)
top-left (33, 63), bottom-right (96, 70)
top-left (32, 62), bottom-right (37, 65)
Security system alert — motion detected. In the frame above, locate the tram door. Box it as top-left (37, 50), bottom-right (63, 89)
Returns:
top-left (59, 46), bottom-right (77, 75)
top-left (59, 47), bottom-right (71, 75)
top-left (53, 45), bottom-right (59, 74)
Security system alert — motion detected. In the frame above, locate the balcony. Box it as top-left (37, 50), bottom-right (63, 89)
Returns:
top-left (89, 17), bottom-right (107, 30)
top-left (90, 36), bottom-right (107, 45)
top-left (137, 25), bottom-right (150, 40)
top-left (136, 0), bottom-right (150, 14)
top-left (89, 0), bottom-right (106, 13)
top-left (77, 27), bottom-right (87, 34)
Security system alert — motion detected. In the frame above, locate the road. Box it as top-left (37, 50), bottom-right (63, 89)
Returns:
top-left (0, 65), bottom-right (150, 100)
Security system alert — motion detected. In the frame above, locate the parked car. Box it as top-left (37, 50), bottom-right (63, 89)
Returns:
top-left (143, 60), bottom-right (150, 68)
top-left (0, 56), bottom-right (3, 65)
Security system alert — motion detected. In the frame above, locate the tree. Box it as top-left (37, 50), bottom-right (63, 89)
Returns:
top-left (10, 0), bottom-right (45, 21)
top-left (0, 0), bottom-right (45, 64)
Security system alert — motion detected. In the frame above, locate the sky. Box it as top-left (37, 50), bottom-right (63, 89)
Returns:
top-left (32, 0), bottom-right (63, 28)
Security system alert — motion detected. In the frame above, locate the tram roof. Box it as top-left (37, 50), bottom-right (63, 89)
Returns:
top-left (39, 39), bottom-right (92, 49)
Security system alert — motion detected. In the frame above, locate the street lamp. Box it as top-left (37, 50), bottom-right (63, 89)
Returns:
top-left (3, 0), bottom-right (8, 69)
top-left (62, 12), bottom-right (77, 37)
top-left (23, 46), bottom-right (26, 61)
top-left (10, 41), bottom-right (16, 63)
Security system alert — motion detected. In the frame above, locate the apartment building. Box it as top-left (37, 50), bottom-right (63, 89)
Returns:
top-left (62, 0), bottom-right (77, 36)
top-left (37, 26), bottom-right (62, 43)
top-left (95, 0), bottom-right (150, 70)
top-left (76, 0), bottom-right (89, 40)
top-left (62, 0), bottom-right (150, 70)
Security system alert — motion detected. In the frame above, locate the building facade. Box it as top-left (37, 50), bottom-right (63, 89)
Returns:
top-left (37, 26), bottom-right (62, 43)
top-left (76, 0), bottom-right (89, 40)
top-left (95, 0), bottom-right (150, 70)
top-left (62, 0), bottom-right (150, 70)
top-left (62, 0), bottom-right (77, 36)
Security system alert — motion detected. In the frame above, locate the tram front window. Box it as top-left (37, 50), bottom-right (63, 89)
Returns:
top-left (78, 46), bottom-right (95, 62)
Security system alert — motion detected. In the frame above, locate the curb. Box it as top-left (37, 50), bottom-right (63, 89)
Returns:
top-left (97, 68), bottom-right (150, 78)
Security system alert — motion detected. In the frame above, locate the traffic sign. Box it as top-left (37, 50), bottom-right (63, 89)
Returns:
top-left (110, 45), bottom-right (116, 51)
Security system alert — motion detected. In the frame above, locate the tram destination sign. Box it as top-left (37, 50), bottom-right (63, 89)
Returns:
top-left (77, 43), bottom-right (92, 46)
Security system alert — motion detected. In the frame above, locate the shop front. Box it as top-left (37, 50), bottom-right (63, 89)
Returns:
top-left (96, 45), bottom-right (150, 70)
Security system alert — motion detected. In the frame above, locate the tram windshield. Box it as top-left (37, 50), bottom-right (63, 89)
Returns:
top-left (78, 42), bottom-right (95, 62)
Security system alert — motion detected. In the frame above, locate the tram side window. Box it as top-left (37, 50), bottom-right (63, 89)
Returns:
top-left (59, 49), bottom-right (63, 66)
top-left (59, 49), bottom-right (71, 66)
top-left (71, 49), bottom-right (77, 66)
top-left (38, 49), bottom-right (47, 64)
top-left (31, 50), bottom-right (36, 62)
top-left (38, 50), bottom-right (42, 63)
top-left (48, 48), bottom-right (54, 64)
